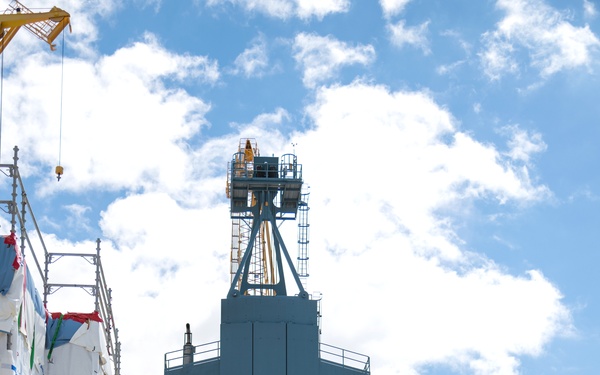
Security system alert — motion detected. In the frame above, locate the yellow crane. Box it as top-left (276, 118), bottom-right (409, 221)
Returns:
top-left (0, 0), bottom-right (71, 54)
top-left (0, 1), bottom-right (71, 180)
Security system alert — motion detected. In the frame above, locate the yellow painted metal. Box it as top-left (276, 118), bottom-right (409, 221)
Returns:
top-left (244, 139), bottom-right (254, 162)
top-left (263, 221), bottom-right (275, 290)
top-left (229, 139), bottom-right (281, 296)
top-left (0, 1), bottom-right (71, 53)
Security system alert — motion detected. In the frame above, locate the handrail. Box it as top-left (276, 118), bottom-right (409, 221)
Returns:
top-left (164, 340), bottom-right (221, 369)
top-left (320, 342), bottom-right (371, 372)
top-left (228, 154), bottom-right (303, 181)
top-left (163, 339), bottom-right (371, 373)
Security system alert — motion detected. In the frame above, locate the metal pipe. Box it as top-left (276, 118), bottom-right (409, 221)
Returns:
top-left (183, 323), bottom-right (195, 365)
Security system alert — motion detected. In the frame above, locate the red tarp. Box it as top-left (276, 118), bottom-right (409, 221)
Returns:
top-left (49, 310), bottom-right (103, 324)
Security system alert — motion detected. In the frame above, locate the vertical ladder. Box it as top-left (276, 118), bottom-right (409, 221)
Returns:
top-left (297, 191), bottom-right (310, 288)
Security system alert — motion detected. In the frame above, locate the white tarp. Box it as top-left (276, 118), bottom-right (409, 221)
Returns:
top-left (47, 344), bottom-right (99, 375)
top-left (0, 263), bottom-right (23, 334)
top-left (0, 332), bottom-right (16, 375)
top-left (0, 247), bottom-right (46, 375)
top-left (46, 320), bottom-right (113, 375)
top-left (2, 235), bottom-right (113, 375)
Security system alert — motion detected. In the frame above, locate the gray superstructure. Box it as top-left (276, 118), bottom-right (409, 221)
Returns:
top-left (164, 139), bottom-right (370, 375)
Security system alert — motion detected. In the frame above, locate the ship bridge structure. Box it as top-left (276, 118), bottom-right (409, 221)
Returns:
top-left (164, 139), bottom-right (371, 375)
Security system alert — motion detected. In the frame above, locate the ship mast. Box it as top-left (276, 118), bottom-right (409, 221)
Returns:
top-left (226, 138), bottom-right (307, 298)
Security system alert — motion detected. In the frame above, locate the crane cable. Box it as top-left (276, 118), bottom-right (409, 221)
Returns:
top-left (0, 34), bottom-right (66, 173)
top-left (55, 29), bottom-right (65, 181)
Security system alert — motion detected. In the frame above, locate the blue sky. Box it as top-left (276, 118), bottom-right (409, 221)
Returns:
top-left (1, 0), bottom-right (599, 374)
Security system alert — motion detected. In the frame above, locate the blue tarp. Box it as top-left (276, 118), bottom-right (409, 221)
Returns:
top-left (0, 237), bottom-right (18, 295)
top-left (25, 266), bottom-right (46, 319)
top-left (46, 311), bottom-right (103, 349)
top-left (46, 316), bottom-right (83, 349)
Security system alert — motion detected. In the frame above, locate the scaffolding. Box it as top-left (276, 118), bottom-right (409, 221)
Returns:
top-left (0, 146), bottom-right (121, 375)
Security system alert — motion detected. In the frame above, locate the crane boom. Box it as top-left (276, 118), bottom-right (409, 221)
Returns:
top-left (0, 0), bottom-right (71, 54)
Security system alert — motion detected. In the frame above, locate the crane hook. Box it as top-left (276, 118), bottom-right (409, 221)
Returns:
top-left (55, 165), bottom-right (63, 181)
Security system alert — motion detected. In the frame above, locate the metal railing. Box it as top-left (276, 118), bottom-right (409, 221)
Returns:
top-left (227, 153), bottom-right (303, 183)
top-left (320, 342), bottom-right (371, 373)
top-left (164, 340), bottom-right (221, 369)
top-left (164, 339), bottom-right (370, 373)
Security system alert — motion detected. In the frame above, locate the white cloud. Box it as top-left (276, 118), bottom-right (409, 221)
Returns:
top-left (230, 107), bottom-right (291, 130)
top-left (478, 38), bottom-right (519, 80)
top-left (436, 31), bottom-right (473, 76)
top-left (301, 83), bottom-right (550, 260)
top-left (206, 0), bottom-right (293, 19)
top-left (296, 0), bottom-right (350, 20)
top-left (133, 0), bottom-right (162, 12)
top-left (13, 78), bottom-right (570, 374)
top-left (388, 19), bottom-right (431, 54)
top-left (500, 125), bottom-right (547, 164)
top-left (295, 82), bottom-right (567, 373)
top-left (231, 34), bottom-right (270, 78)
top-left (205, 0), bottom-right (349, 20)
top-left (379, 0), bottom-right (412, 18)
top-left (567, 186), bottom-right (600, 203)
top-left (62, 203), bottom-right (93, 233)
top-left (1, 32), bottom-right (218, 196)
top-left (441, 29), bottom-right (474, 55)
top-left (584, 0), bottom-right (597, 19)
top-left (292, 33), bottom-right (376, 88)
top-left (436, 60), bottom-right (466, 75)
top-left (33, 197), bottom-right (232, 374)
top-left (3, 4), bottom-right (573, 374)
top-left (480, 0), bottom-right (600, 80)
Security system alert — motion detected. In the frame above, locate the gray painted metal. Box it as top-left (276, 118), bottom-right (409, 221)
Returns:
top-left (220, 297), bottom-right (320, 375)
top-left (320, 360), bottom-right (371, 375)
top-left (226, 151), bottom-right (307, 298)
top-left (254, 322), bottom-right (286, 373)
top-left (165, 359), bottom-right (220, 375)
top-left (288, 322), bottom-right (319, 375)
top-left (220, 323), bottom-right (252, 375)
